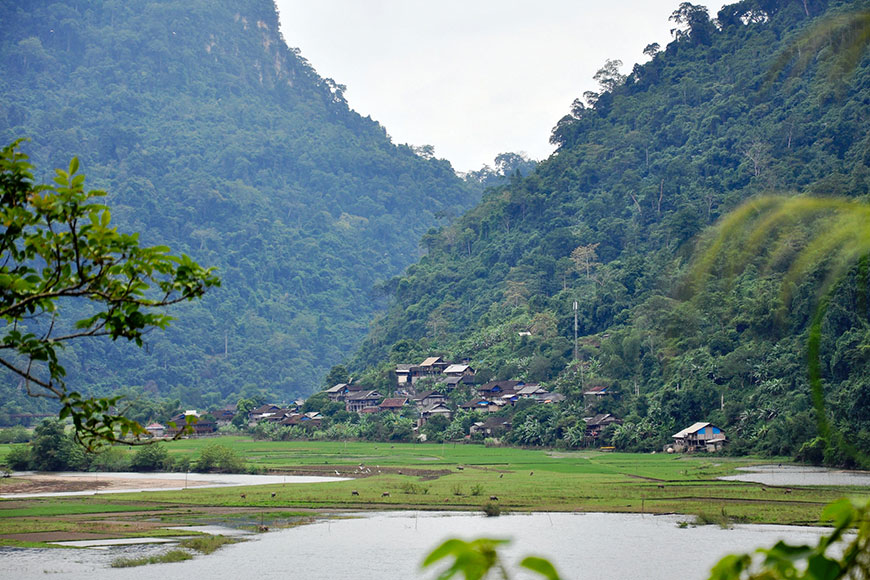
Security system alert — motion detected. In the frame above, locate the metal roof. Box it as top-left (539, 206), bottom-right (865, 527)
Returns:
top-left (672, 422), bottom-right (711, 438)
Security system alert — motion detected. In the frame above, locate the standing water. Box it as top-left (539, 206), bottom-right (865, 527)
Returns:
top-left (1, 511), bottom-right (830, 580)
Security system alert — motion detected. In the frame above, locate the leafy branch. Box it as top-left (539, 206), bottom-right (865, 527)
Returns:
top-left (0, 140), bottom-right (219, 448)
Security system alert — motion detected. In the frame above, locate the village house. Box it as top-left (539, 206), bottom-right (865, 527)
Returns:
top-left (260, 408), bottom-right (296, 423)
top-left (326, 383), bottom-right (370, 403)
top-left (212, 405), bottom-right (237, 427)
top-left (413, 390), bottom-right (448, 408)
top-left (395, 365), bottom-right (414, 386)
top-left (583, 413), bottom-right (622, 440)
top-left (249, 404), bottom-right (283, 423)
top-left (145, 422), bottom-right (165, 437)
top-left (536, 392), bottom-right (566, 404)
top-left (379, 397), bottom-right (408, 412)
top-left (670, 422), bottom-right (726, 452)
top-left (469, 416), bottom-right (512, 437)
top-left (397, 357), bottom-right (476, 389)
top-left (325, 383), bottom-right (350, 401)
top-left (460, 398), bottom-right (503, 413)
top-left (346, 390), bottom-right (383, 413)
top-left (583, 385), bottom-right (610, 397)
top-left (477, 380), bottom-right (523, 401)
top-left (445, 374), bottom-right (476, 389)
top-left (420, 356), bottom-right (450, 374)
top-left (443, 363), bottom-right (474, 378)
top-left (281, 412), bottom-right (323, 429)
top-left (515, 384), bottom-right (547, 398)
top-left (418, 401), bottom-right (453, 426)
top-left (165, 410), bottom-right (216, 436)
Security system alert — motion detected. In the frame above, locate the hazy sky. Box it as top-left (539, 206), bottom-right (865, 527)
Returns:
top-left (274, 1), bottom-right (727, 172)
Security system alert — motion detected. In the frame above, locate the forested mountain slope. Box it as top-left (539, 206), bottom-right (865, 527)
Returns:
top-left (350, 0), bottom-right (870, 459)
top-left (0, 0), bottom-right (477, 416)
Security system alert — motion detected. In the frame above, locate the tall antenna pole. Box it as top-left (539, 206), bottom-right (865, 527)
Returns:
top-left (573, 301), bottom-right (578, 361)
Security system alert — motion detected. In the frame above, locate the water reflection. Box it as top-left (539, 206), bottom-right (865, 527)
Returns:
top-left (1, 511), bottom-right (829, 580)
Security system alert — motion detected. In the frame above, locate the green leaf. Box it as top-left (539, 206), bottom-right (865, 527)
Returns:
top-left (806, 554), bottom-right (841, 580)
top-left (422, 539), bottom-right (467, 568)
top-left (821, 498), bottom-right (856, 528)
top-left (707, 554), bottom-right (750, 580)
top-left (760, 540), bottom-right (813, 563)
top-left (520, 556), bottom-right (562, 580)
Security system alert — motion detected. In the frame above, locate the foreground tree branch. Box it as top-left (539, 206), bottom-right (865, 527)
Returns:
top-left (0, 140), bottom-right (219, 447)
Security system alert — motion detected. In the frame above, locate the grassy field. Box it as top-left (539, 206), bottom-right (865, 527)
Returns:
top-left (1, 437), bottom-right (868, 548)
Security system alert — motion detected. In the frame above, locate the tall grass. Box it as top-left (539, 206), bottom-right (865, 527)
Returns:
top-left (111, 549), bottom-right (192, 567)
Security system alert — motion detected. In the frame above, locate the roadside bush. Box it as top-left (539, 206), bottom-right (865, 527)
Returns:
top-left (195, 444), bottom-right (245, 473)
top-left (4, 444), bottom-right (30, 470)
top-left (130, 443), bottom-right (171, 472)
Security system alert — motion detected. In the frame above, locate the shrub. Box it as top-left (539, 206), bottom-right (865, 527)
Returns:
top-left (482, 502), bottom-right (501, 517)
top-left (130, 443), bottom-right (171, 472)
top-left (179, 535), bottom-right (239, 554)
top-left (90, 446), bottom-right (131, 472)
top-left (111, 550), bottom-right (192, 568)
top-left (4, 444), bottom-right (30, 470)
top-left (195, 444), bottom-right (245, 473)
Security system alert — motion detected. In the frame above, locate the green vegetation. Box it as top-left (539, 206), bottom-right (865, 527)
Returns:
top-left (129, 443), bottom-right (171, 471)
top-left (3, 439), bottom-right (862, 524)
top-left (709, 498), bottom-right (870, 579)
top-left (2, 439), bottom-right (869, 549)
top-left (0, 142), bottom-right (217, 444)
top-left (111, 549), bottom-right (193, 568)
top-left (178, 534), bottom-right (240, 554)
top-left (0, 0), bottom-right (479, 419)
top-left (346, 0), bottom-right (870, 463)
top-left (195, 443), bottom-right (245, 473)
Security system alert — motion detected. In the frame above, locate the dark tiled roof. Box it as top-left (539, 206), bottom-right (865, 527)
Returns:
top-left (380, 398), bottom-right (408, 408)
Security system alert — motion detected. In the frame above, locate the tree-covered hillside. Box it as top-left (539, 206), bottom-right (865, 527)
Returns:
top-left (349, 0), bottom-right (870, 460)
top-left (0, 0), bottom-right (478, 416)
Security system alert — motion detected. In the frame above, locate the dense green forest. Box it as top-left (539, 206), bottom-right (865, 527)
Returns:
top-left (0, 0), bottom-right (482, 418)
top-left (347, 0), bottom-right (870, 460)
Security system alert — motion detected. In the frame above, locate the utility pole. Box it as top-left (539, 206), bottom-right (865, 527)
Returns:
top-left (573, 301), bottom-right (578, 361)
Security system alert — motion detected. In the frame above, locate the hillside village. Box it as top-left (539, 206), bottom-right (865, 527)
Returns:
top-left (142, 356), bottom-right (723, 452)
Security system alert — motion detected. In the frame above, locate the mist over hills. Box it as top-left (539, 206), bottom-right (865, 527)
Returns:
top-left (0, 0), bottom-right (478, 414)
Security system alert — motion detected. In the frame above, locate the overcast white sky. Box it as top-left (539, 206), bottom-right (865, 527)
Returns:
top-left (274, 1), bottom-right (727, 172)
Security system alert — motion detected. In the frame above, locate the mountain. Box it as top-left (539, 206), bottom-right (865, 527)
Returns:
top-left (348, 0), bottom-right (870, 460)
top-left (0, 0), bottom-right (478, 416)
